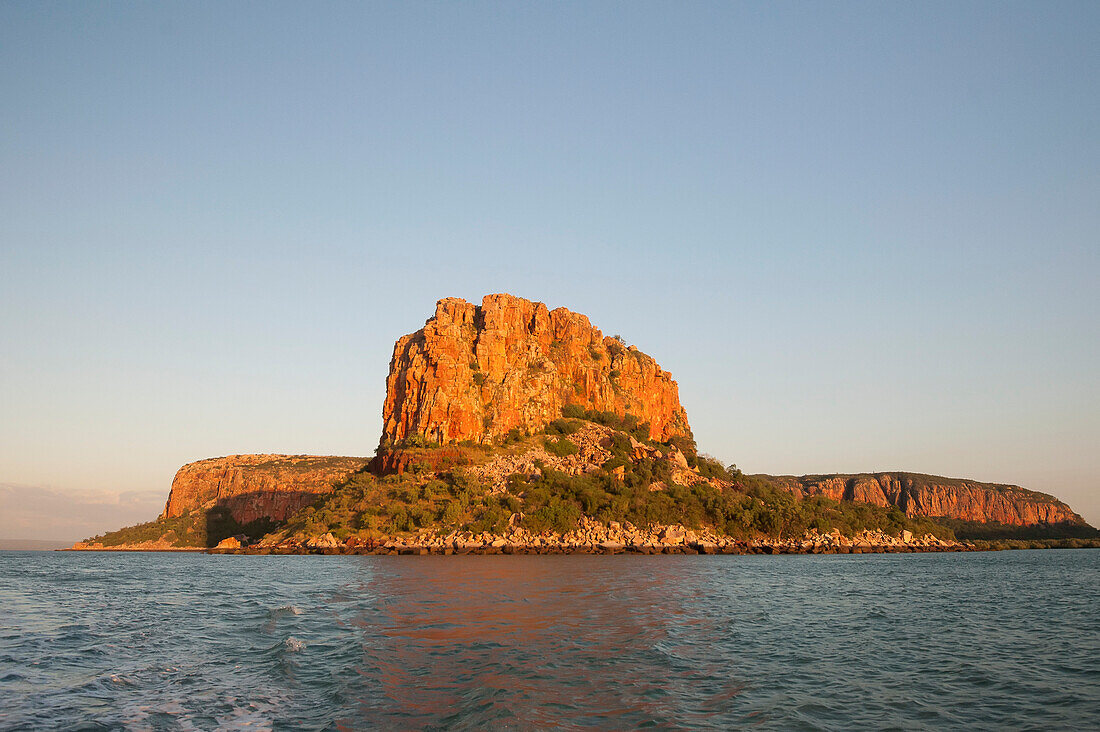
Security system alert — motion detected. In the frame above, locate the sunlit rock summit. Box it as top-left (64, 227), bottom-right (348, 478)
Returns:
top-left (380, 293), bottom-right (692, 447)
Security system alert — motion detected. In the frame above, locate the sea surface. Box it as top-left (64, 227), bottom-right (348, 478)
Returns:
top-left (1, 550), bottom-right (1097, 731)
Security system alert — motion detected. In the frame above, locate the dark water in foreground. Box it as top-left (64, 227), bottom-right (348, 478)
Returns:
top-left (1, 551), bottom-right (1097, 730)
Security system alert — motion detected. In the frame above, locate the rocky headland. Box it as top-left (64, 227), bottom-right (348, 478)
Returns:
top-left (162, 454), bottom-right (369, 524)
top-left (74, 293), bottom-right (1096, 553)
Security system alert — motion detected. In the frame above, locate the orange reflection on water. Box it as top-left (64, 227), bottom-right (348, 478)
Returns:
top-left (331, 556), bottom-right (742, 729)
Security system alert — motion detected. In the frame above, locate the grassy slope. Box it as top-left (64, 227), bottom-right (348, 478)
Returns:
top-left (83, 507), bottom-right (281, 548)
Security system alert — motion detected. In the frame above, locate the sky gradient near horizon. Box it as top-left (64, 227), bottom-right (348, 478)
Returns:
top-left (2, 2), bottom-right (1098, 540)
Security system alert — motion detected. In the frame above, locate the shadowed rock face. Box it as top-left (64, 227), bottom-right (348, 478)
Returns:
top-left (763, 472), bottom-right (1083, 526)
top-left (380, 294), bottom-right (692, 446)
top-left (162, 455), bottom-right (369, 524)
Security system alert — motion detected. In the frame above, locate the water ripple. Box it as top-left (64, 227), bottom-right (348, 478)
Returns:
top-left (0, 550), bottom-right (1097, 729)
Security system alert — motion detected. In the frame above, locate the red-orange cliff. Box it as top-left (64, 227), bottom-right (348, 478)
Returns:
top-left (380, 294), bottom-right (692, 446)
top-left (161, 455), bottom-right (368, 524)
top-left (764, 473), bottom-right (1082, 527)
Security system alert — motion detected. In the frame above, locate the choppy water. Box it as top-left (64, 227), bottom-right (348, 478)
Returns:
top-left (1, 550), bottom-right (1097, 730)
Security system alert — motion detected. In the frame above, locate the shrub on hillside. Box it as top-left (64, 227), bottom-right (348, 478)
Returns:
top-left (559, 405), bottom-right (652, 442)
top-left (543, 418), bottom-right (582, 436)
top-left (543, 437), bottom-right (579, 457)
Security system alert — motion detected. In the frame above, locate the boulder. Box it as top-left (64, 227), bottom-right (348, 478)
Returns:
top-left (659, 526), bottom-right (686, 543)
top-left (305, 533), bottom-right (340, 549)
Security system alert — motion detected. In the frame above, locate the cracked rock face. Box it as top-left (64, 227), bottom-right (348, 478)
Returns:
top-left (380, 293), bottom-right (692, 446)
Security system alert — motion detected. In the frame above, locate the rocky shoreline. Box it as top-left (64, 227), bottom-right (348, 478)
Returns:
top-left (65, 544), bottom-right (204, 552)
top-left (202, 520), bottom-right (976, 555)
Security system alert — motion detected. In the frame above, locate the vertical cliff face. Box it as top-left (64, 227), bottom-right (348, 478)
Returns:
top-left (162, 455), bottom-right (369, 524)
top-left (380, 294), bottom-right (692, 446)
top-left (764, 472), bottom-right (1083, 526)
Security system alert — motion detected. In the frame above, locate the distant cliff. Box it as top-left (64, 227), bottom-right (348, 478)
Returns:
top-left (380, 294), bottom-right (692, 446)
top-left (760, 472), bottom-right (1083, 527)
top-left (162, 455), bottom-right (369, 524)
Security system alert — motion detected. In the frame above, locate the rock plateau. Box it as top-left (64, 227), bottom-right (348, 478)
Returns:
top-left (162, 454), bottom-right (369, 524)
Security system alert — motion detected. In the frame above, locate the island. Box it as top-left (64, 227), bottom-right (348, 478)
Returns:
top-left (73, 294), bottom-right (1098, 554)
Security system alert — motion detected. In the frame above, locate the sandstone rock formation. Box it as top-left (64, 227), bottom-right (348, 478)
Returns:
top-left (162, 455), bottom-right (369, 524)
top-left (763, 472), bottom-right (1082, 527)
top-left (380, 294), bottom-right (691, 446)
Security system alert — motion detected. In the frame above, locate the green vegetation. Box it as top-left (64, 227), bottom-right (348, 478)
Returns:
top-left (969, 538), bottom-right (1100, 551)
top-left (271, 467), bottom-right (523, 541)
top-left (99, 412), bottom-right (1078, 550)
top-left (543, 418), bottom-right (582, 436)
top-left (85, 507), bottom-right (281, 548)
top-left (542, 436), bottom-right (579, 457)
top-left (86, 513), bottom-right (206, 547)
top-left (401, 433), bottom-right (442, 449)
top-left (263, 410), bottom-right (956, 544)
top-left (504, 458), bottom-right (951, 541)
top-left (560, 404), bottom-right (654, 443)
top-left (940, 518), bottom-right (1098, 541)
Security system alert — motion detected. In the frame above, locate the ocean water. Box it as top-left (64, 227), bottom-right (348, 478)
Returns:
top-left (0, 551), bottom-right (1097, 730)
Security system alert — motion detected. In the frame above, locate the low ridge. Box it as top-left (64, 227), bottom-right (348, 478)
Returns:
top-left (761, 473), bottom-right (1081, 527)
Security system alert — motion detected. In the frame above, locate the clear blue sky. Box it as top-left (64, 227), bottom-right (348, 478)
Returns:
top-left (2, 1), bottom-right (1098, 541)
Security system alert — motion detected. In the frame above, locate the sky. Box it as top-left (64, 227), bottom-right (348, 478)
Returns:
top-left (1, 1), bottom-right (1097, 541)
